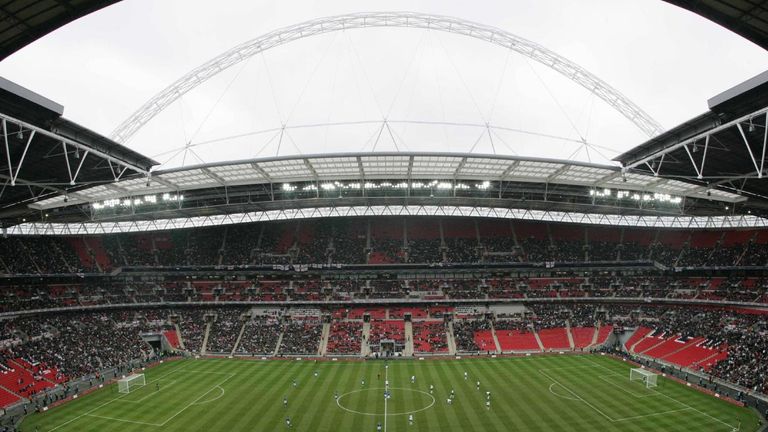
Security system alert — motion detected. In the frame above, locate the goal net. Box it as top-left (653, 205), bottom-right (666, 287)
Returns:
top-left (629, 368), bottom-right (658, 388)
top-left (118, 374), bottom-right (146, 394)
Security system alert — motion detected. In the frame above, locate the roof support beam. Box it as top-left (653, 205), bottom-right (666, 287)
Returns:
top-left (7, 205), bottom-right (768, 235)
top-left (623, 105), bottom-right (768, 176)
top-left (737, 123), bottom-right (761, 176)
top-left (11, 130), bottom-right (35, 186)
top-left (0, 112), bottom-right (150, 177)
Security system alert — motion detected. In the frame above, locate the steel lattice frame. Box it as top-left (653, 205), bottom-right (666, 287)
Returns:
top-left (6, 205), bottom-right (767, 236)
top-left (624, 105), bottom-right (768, 182)
top-left (111, 11), bottom-right (664, 144)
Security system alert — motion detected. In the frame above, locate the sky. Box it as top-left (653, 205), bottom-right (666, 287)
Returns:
top-left (1, 0), bottom-right (767, 170)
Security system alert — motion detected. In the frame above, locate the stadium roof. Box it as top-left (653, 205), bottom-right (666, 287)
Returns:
top-left (0, 0), bottom-right (120, 61)
top-left (0, 77), bottom-right (158, 219)
top-left (29, 152), bottom-right (745, 212)
top-left (2, 0), bottom-right (768, 229)
top-left (664, 0), bottom-right (768, 50)
top-left (615, 70), bottom-right (768, 211)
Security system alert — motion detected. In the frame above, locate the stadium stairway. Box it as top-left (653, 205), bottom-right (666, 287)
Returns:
top-left (273, 328), bottom-right (285, 357)
top-left (692, 349), bottom-right (729, 370)
top-left (200, 321), bottom-right (212, 355)
top-left (489, 322), bottom-right (502, 353)
top-left (175, 324), bottom-right (186, 350)
top-left (636, 334), bottom-right (671, 355)
top-left (446, 321), bottom-right (457, 355)
top-left (404, 321), bottom-right (414, 356)
top-left (533, 330), bottom-right (545, 351)
top-left (361, 322), bottom-right (371, 356)
top-left (10, 359), bottom-right (58, 387)
top-left (595, 325), bottom-right (613, 347)
top-left (319, 322), bottom-right (330, 356)
top-left (590, 326), bottom-right (600, 347)
top-left (0, 386), bottom-right (22, 408)
top-left (654, 337), bottom-right (706, 360)
top-left (571, 327), bottom-right (597, 349)
top-left (566, 324), bottom-right (575, 350)
top-left (230, 321), bottom-right (247, 356)
top-left (624, 327), bottom-right (652, 352)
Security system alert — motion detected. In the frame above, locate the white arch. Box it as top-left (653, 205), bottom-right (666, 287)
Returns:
top-left (111, 11), bottom-right (663, 144)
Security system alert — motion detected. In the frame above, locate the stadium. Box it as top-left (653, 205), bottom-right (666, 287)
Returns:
top-left (0, 0), bottom-right (767, 431)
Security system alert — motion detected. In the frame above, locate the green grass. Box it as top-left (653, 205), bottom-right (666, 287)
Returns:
top-left (21, 354), bottom-right (759, 431)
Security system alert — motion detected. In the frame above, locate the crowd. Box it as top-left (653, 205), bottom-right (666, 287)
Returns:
top-left (326, 322), bottom-right (362, 354)
top-left (236, 317), bottom-right (282, 355)
top-left (1, 274), bottom-right (766, 313)
top-left (4, 220), bottom-right (768, 271)
top-left (0, 302), bottom-right (762, 404)
top-left (278, 320), bottom-right (322, 355)
top-left (206, 308), bottom-right (246, 353)
top-left (177, 309), bottom-right (208, 353)
top-left (453, 319), bottom-right (491, 352)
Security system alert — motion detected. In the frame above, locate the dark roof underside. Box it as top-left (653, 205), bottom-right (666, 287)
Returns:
top-left (0, 0), bottom-right (120, 61)
top-left (664, 0), bottom-right (768, 50)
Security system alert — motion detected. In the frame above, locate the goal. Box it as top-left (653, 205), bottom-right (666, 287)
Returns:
top-left (629, 368), bottom-right (658, 388)
top-left (118, 374), bottom-right (146, 394)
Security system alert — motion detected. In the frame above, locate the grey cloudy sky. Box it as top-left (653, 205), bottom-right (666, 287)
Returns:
top-left (1, 0), bottom-right (767, 169)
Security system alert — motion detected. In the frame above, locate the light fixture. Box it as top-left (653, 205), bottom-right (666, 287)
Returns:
top-left (16, 130), bottom-right (23, 140)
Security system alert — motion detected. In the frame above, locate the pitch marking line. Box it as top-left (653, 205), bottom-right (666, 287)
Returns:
top-left (538, 369), bottom-right (615, 423)
top-left (192, 385), bottom-right (226, 405)
top-left (384, 365), bottom-right (388, 432)
top-left (582, 357), bottom-right (738, 430)
top-left (547, 383), bottom-right (580, 401)
top-left (84, 413), bottom-right (163, 426)
top-left (540, 367), bottom-right (703, 425)
top-left (335, 388), bottom-right (436, 416)
top-left (614, 407), bottom-right (693, 422)
top-left (117, 379), bottom-right (179, 404)
top-left (48, 362), bottom-right (191, 431)
top-left (156, 373), bottom-right (236, 427)
top-left (596, 375), bottom-right (661, 398)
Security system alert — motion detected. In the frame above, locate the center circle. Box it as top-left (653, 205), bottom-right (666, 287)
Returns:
top-left (336, 387), bottom-right (436, 416)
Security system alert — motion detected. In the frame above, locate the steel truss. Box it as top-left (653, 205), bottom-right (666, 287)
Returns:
top-left (0, 113), bottom-right (151, 203)
top-left (6, 205), bottom-right (767, 236)
top-left (110, 11), bottom-right (663, 144)
top-left (623, 106), bottom-right (768, 186)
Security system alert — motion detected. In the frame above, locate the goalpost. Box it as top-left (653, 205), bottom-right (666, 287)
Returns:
top-left (118, 374), bottom-right (146, 394)
top-left (629, 368), bottom-right (658, 388)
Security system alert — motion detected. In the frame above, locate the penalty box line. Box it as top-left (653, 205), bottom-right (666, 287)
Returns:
top-left (117, 379), bottom-right (179, 404)
top-left (539, 368), bottom-right (698, 424)
top-left (48, 362), bottom-right (193, 432)
top-left (596, 374), bottom-right (662, 399)
top-left (84, 372), bottom-right (237, 428)
top-left (581, 357), bottom-right (738, 430)
top-left (157, 372), bottom-right (237, 427)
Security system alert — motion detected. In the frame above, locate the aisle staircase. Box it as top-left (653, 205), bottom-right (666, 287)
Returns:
top-left (446, 321), bottom-right (457, 355)
top-left (404, 321), bottom-right (414, 356)
top-left (230, 321), bottom-right (247, 356)
top-left (273, 329), bottom-right (285, 356)
top-left (319, 322), bottom-right (330, 356)
top-left (361, 322), bottom-right (371, 356)
top-left (175, 324), bottom-right (186, 350)
top-left (533, 330), bottom-right (545, 351)
top-left (490, 322), bottom-right (502, 354)
top-left (200, 322), bottom-right (212, 355)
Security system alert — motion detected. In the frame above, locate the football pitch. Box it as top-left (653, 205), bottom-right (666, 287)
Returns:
top-left (21, 354), bottom-right (759, 431)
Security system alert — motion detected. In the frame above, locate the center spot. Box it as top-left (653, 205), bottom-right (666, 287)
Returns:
top-left (336, 387), bottom-right (436, 416)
